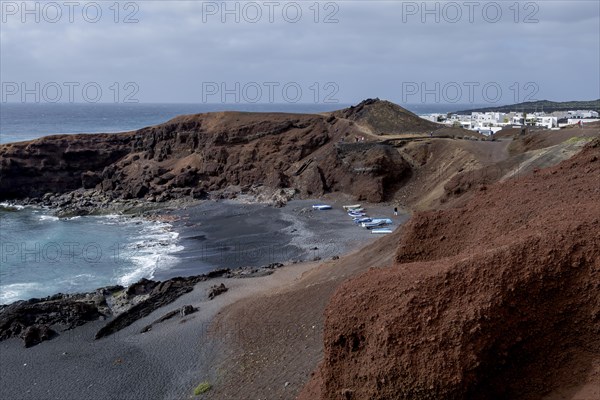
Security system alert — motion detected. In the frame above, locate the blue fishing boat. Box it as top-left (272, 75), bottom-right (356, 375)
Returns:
top-left (371, 228), bottom-right (393, 234)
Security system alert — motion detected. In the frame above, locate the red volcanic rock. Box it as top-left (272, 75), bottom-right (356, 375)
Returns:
top-left (300, 139), bottom-right (600, 399)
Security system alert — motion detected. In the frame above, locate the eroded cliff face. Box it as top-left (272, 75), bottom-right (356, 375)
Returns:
top-left (0, 110), bottom-right (410, 203)
top-left (0, 133), bottom-right (133, 199)
top-left (300, 139), bottom-right (600, 400)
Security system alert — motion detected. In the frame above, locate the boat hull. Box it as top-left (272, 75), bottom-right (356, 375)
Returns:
top-left (371, 228), bottom-right (393, 234)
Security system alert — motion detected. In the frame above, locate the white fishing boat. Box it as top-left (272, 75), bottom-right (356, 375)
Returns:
top-left (371, 228), bottom-right (393, 234)
top-left (343, 204), bottom-right (362, 210)
top-left (362, 222), bottom-right (381, 228)
top-left (372, 218), bottom-right (392, 224)
top-left (361, 218), bottom-right (393, 228)
top-left (348, 211), bottom-right (366, 217)
top-left (312, 204), bottom-right (332, 210)
top-left (347, 208), bottom-right (365, 213)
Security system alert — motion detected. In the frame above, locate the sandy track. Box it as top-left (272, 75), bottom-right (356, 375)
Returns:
top-left (204, 231), bottom-right (401, 399)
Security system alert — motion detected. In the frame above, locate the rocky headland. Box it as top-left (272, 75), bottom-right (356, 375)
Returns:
top-left (1, 99), bottom-right (450, 211)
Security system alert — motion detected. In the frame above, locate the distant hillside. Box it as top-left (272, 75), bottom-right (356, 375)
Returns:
top-left (455, 99), bottom-right (600, 115)
top-left (333, 98), bottom-right (440, 135)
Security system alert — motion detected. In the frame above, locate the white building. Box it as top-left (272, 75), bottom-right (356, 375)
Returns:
top-left (420, 114), bottom-right (445, 123)
top-left (552, 111), bottom-right (569, 119)
top-left (566, 118), bottom-right (600, 125)
top-left (474, 126), bottom-right (504, 136)
top-left (435, 108), bottom-right (598, 132)
top-left (471, 112), bottom-right (506, 125)
top-left (568, 110), bottom-right (599, 119)
top-left (535, 116), bottom-right (558, 129)
top-left (437, 111), bottom-right (514, 133)
top-left (511, 113), bottom-right (526, 125)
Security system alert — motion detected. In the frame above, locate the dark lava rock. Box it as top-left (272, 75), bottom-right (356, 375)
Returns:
top-left (0, 295), bottom-right (104, 347)
top-left (208, 283), bottom-right (228, 300)
top-left (140, 305), bottom-right (198, 333)
top-left (95, 276), bottom-right (206, 340)
top-left (20, 325), bottom-right (56, 348)
top-left (180, 305), bottom-right (195, 316)
top-left (126, 278), bottom-right (159, 297)
top-left (206, 268), bottom-right (231, 278)
top-left (1, 263), bottom-right (288, 346)
top-left (81, 171), bottom-right (102, 189)
top-left (0, 101), bottom-right (416, 204)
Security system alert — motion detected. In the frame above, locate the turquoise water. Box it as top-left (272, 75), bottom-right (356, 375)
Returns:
top-left (0, 205), bottom-right (182, 304)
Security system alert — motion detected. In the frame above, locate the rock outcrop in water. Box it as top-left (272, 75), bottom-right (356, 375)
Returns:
top-left (0, 264), bottom-right (287, 347)
top-left (0, 101), bottom-right (427, 207)
top-left (0, 289), bottom-right (113, 348)
top-left (300, 139), bottom-right (600, 399)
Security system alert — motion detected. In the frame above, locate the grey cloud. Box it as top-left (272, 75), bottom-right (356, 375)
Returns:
top-left (1, 0), bottom-right (598, 104)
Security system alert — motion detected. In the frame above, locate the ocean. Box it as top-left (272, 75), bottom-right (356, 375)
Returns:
top-left (0, 102), bottom-right (479, 304)
top-left (0, 205), bottom-right (182, 304)
top-left (0, 103), bottom-right (355, 144)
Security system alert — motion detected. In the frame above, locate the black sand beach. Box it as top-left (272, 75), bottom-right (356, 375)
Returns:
top-left (153, 199), bottom-right (404, 280)
top-left (0, 200), bottom-right (407, 400)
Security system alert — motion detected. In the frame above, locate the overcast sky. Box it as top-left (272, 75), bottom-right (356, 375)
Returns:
top-left (1, 0), bottom-right (599, 105)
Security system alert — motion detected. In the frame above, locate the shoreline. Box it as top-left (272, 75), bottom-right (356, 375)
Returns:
top-left (0, 204), bottom-right (185, 305)
top-left (0, 195), bottom-right (404, 314)
top-left (1, 195), bottom-right (404, 306)
top-left (0, 199), bottom-right (405, 399)
top-left (1, 191), bottom-right (407, 398)
top-left (0, 258), bottom-right (326, 400)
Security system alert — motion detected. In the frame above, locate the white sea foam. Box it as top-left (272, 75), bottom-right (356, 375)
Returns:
top-left (0, 211), bottom-right (184, 303)
top-left (100, 216), bottom-right (184, 287)
top-left (0, 202), bottom-right (25, 210)
top-left (94, 214), bottom-right (126, 226)
top-left (38, 215), bottom-right (59, 221)
top-left (57, 273), bottom-right (96, 289)
top-left (0, 282), bottom-right (43, 304)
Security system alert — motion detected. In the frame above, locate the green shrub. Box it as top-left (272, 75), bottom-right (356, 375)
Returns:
top-left (194, 382), bottom-right (212, 396)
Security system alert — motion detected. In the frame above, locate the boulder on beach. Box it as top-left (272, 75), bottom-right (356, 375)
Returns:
top-left (208, 283), bottom-right (228, 300)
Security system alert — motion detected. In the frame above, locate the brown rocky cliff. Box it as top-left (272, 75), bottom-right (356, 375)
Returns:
top-left (0, 109), bottom-right (410, 203)
top-left (0, 133), bottom-right (133, 199)
top-left (300, 139), bottom-right (600, 399)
